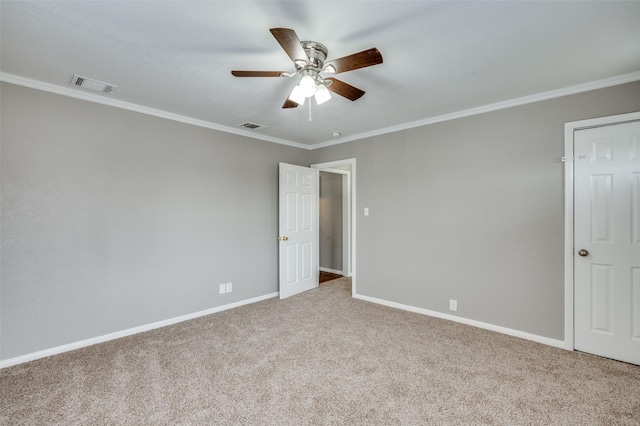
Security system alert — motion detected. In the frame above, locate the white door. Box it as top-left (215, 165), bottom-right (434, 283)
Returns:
top-left (574, 120), bottom-right (640, 365)
top-left (279, 163), bottom-right (319, 299)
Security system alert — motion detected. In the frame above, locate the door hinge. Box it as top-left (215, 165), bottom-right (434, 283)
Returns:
top-left (561, 156), bottom-right (574, 162)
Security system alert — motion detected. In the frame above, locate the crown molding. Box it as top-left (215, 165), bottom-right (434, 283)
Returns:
top-left (3, 71), bottom-right (639, 152)
top-left (0, 73), bottom-right (310, 150)
top-left (308, 71), bottom-right (640, 150)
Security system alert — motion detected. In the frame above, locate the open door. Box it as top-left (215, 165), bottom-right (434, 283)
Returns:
top-left (278, 163), bottom-right (319, 299)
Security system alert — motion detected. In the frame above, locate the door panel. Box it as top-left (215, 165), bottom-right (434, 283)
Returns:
top-left (302, 242), bottom-right (313, 280)
top-left (574, 121), bottom-right (640, 365)
top-left (589, 263), bottom-right (612, 333)
top-left (633, 267), bottom-right (640, 339)
top-left (633, 173), bottom-right (640, 244)
top-left (589, 174), bottom-right (612, 242)
top-left (279, 163), bottom-right (318, 299)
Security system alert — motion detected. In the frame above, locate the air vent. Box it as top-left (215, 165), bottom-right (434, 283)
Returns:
top-left (239, 122), bottom-right (265, 130)
top-left (70, 74), bottom-right (118, 94)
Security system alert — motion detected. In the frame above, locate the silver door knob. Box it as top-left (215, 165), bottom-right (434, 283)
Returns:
top-left (578, 249), bottom-right (589, 257)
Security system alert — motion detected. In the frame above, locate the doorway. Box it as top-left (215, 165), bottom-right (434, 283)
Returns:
top-left (312, 159), bottom-right (356, 295)
top-left (319, 169), bottom-right (349, 277)
top-left (564, 111), bottom-right (640, 365)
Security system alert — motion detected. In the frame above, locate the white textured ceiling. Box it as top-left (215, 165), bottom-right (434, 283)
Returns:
top-left (2, 1), bottom-right (639, 148)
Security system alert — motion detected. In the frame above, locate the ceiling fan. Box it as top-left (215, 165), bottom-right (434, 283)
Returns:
top-left (231, 28), bottom-right (383, 109)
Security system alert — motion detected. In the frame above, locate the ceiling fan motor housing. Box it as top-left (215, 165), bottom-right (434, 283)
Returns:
top-left (299, 41), bottom-right (328, 72)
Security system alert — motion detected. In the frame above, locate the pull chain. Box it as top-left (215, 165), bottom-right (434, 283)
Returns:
top-left (308, 97), bottom-right (312, 122)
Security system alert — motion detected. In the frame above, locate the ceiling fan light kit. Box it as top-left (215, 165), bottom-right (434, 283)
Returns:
top-left (288, 84), bottom-right (306, 105)
top-left (314, 84), bottom-right (332, 105)
top-left (288, 70), bottom-right (332, 106)
top-left (231, 28), bottom-right (383, 110)
top-left (298, 74), bottom-right (316, 97)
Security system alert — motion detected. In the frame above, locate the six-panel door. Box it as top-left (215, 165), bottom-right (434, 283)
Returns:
top-left (574, 121), bottom-right (640, 365)
top-left (278, 163), bottom-right (318, 299)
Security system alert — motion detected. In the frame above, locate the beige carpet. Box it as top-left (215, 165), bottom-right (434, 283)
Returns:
top-left (1, 278), bottom-right (639, 425)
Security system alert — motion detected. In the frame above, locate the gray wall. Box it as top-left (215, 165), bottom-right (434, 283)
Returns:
top-left (3, 80), bottom-right (639, 361)
top-left (0, 83), bottom-right (309, 360)
top-left (311, 81), bottom-right (640, 340)
top-left (319, 172), bottom-right (342, 271)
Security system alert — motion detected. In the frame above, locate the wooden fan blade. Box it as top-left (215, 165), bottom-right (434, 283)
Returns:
top-left (323, 48), bottom-right (383, 74)
top-left (270, 28), bottom-right (309, 65)
top-left (231, 71), bottom-right (286, 77)
top-left (282, 99), bottom-right (299, 109)
top-left (325, 78), bottom-right (365, 101)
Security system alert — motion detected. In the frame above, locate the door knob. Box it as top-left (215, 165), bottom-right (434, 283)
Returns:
top-left (578, 249), bottom-right (589, 257)
top-left (278, 236), bottom-right (289, 241)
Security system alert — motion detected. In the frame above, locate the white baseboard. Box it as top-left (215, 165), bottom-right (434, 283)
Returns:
top-left (0, 292), bottom-right (279, 369)
top-left (2, 290), bottom-right (567, 369)
top-left (319, 267), bottom-right (343, 275)
top-left (353, 293), bottom-right (567, 350)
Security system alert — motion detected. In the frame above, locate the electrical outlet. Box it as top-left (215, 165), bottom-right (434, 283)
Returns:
top-left (449, 299), bottom-right (458, 312)
top-left (219, 284), bottom-right (226, 294)
top-left (226, 282), bottom-right (232, 293)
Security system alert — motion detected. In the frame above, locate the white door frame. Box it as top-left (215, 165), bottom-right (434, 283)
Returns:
top-left (563, 111), bottom-right (640, 350)
top-left (312, 158), bottom-right (356, 296)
